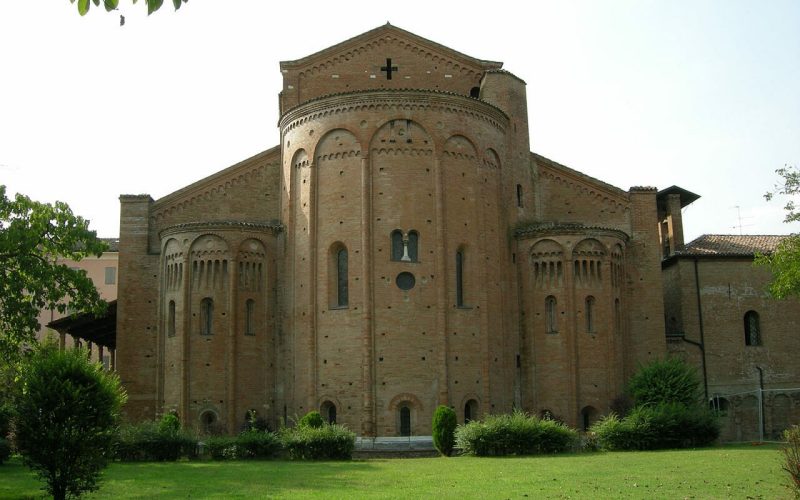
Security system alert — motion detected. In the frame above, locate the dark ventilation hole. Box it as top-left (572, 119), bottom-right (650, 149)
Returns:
top-left (396, 272), bottom-right (416, 291)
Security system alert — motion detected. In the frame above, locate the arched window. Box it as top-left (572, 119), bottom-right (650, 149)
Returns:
top-left (200, 410), bottom-right (217, 435)
top-left (464, 399), bottom-right (478, 423)
top-left (456, 249), bottom-right (465, 307)
top-left (167, 300), bottom-right (176, 337)
top-left (391, 230), bottom-right (404, 261)
top-left (337, 247), bottom-right (348, 307)
top-left (407, 230), bottom-right (419, 262)
top-left (581, 406), bottom-right (598, 431)
top-left (516, 184), bottom-right (523, 208)
top-left (200, 298), bottom-right (213, 335)
top-left (585, 296), bottom-right (595, 333)
top-left (744, 311), bottom-right (761, 346)
top-left (399, 405), bottom-right (411, 437)
top-left (469, 86), bottom-right (480, 98)
top-left (321, 401), bottom-right (337, 424)
top-left (545, 296), bottom-right (557, 333)
top-left (244, 299), bottom-right (255, 336)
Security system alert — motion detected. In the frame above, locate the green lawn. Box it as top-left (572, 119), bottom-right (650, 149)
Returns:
top-left (0, 445), bottom-right (791, 499)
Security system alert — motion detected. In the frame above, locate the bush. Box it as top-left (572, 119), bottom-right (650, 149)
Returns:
top-left (627, 358), bottom-right (701, 407)
top-left (432, 405), bottom-right (457, 456)
top-left (297, 411), bottom-right (324, 429)
top-left (281, 424), bottom-right (355, 460)
top-left (783, 425), bottom-right (800, 496)
top-left (455, 410), bottom-right (578, 456)
top-left (14, 345), bottom-right (127, 500)
top-left (592, 403), bottom-right (719, 451)
top-left (116, 421), bottom-right (198, 461)
top-left (204, 436), bottom-right (239, 460)
top-left (159, 413), bottom-right (181, 434)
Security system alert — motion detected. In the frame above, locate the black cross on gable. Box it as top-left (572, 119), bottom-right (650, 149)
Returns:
top-left (380, 58), bottom-right (398, 80)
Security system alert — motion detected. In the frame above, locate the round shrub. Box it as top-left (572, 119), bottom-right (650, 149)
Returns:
top-left (455, 410), bottom-right (578, 456)
top-left (627, 358), bottom-right (701, 407)
top-left (432, 405), bottom-right (457, 456)
top-left (298, 411), bottom-right (324, 429)
top-left (15, 345), bottom-right (126, 500)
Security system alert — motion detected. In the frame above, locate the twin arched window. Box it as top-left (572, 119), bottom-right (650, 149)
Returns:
top-left (391, 230), bottom-right (419, 262)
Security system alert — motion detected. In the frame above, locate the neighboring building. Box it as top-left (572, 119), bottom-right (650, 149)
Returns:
top-left (115, 24), bottom-right (798, 439)
top-left (662, 231), bottom-right (800, 441)
top-left (37, 238), bottom-right (119, 367)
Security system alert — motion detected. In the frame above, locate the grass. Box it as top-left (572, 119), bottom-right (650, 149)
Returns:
top-left (0, 444), bottom-right (791, 499)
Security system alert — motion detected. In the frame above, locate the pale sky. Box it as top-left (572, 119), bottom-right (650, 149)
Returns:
top-left (1, 1), bottom-right (798, 241)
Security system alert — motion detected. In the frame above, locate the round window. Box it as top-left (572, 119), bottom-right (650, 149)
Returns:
top-left (396, 272), bottom-right (416, 291)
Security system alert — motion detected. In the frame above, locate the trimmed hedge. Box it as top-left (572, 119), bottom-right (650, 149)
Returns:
top-left (281, 424), bottom-right (355, 460)
top-left (116, 422), bottom-right (198, 461)
top-left (205, 432), bottom-right (281, 460)
top-left (455, 411), bottom-right (578, 456)
top-left (591, 403), bottom-right (719, 451)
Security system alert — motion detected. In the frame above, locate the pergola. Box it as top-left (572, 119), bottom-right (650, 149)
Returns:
top-left (47, 300), bottom-right (117, 370)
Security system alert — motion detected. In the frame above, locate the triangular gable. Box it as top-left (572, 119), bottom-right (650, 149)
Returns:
top-left (278, 23), bottom-right (503, 112)
top-left (150, 146), bottom-right (281, 227)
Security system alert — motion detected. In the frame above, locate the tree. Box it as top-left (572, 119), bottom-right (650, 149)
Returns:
top-left (756, 165), bottom-right (800, 298)
top-left (69, 0), bottom-right (188, 16)
top-left (627, 357), bottom-right (701, 407)
top-left (0, 185), bottom-right (107, 362)
top-left (14, 342), bottom-right (127, 500)
top-left (431, 405), bottom-right (457, 456)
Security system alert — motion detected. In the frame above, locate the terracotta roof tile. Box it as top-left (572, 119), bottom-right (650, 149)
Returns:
top-left (677, 234), bottom-right (789, 257)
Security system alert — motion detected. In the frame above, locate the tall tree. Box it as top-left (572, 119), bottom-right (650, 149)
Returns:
top-left (756, 165), bottom-right (800, 298)
top-left (0, 185), bottom-right (107, 361)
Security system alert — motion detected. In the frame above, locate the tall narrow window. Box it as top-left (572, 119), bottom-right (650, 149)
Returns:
top-left (614, 298), bottom-right (621, 333)
top-left (168, 300), bottom-right (176, 337)
top-left (516, 184), bottom-right (523, 208)
top-left (391, 230), bottom-right (404, 261)
top-left (104, 266), bottom-right (116, 285)
top-left (545, 295), bottom-right (557, 333)
top-left (200, 298), bottom-right (213, 335)
top-left (337, 248), bottom-right (348, 307)
top-left (585, 296), bottom-right (595, 333)
top-left (465, 399), bottom-right (478, 424)
top-left (399, 406), bottom-right (411, 437)
top-left (245, 299), bottom-right (255, 336)
top-left (407, 230), bottom-right (419, 262)
top-left (744, 311), bottom-right (761, 346)
top-left (456, 249), bottom-right (465, 307)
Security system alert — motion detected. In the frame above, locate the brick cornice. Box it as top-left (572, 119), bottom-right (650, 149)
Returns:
top-left (280, 90), bottom-right (509, 133)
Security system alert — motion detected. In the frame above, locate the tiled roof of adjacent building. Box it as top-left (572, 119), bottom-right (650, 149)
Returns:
top-left (100, 238), bottom-right (119, 252)
top-left (677, 234), bottom-right (789, 257)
